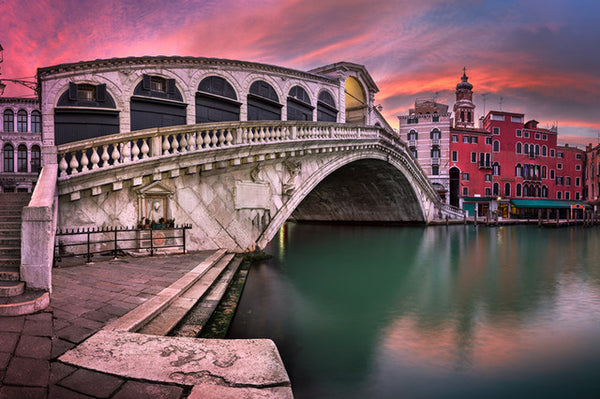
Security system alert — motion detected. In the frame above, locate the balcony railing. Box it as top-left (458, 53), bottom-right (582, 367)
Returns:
top-left (431, 157), bottom-right (440, 166)
top-left (409, 139), bottom-right (417, 147)
top-left (478, 161), bottom-right (491, 169)
top-left (431, 138), bottom-right (440, 146)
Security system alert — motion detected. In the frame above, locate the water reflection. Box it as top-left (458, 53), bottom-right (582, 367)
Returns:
top-left (229, 224), bottom-right (600, 398)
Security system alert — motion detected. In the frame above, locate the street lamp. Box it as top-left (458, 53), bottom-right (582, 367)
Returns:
top-left (0, 43), bottom-right (39, 97)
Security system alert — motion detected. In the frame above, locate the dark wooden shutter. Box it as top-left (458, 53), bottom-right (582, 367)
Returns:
top-left (167, 79), bottom-right (176, 94)
top-left (96, 84), bottom-right (106, 102)
top-left (142, 74), bottom-right (151, 90)
top-left (68, 82), bottom-right (78, 101)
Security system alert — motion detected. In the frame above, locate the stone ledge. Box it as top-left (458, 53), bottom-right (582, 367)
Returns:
top-left (59, 330), bottom-right (291, 388)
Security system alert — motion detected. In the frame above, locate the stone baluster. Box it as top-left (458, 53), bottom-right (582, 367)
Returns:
top-left (101, 145), bottom-right (110, 167)
top-left (80, 151), bottom-right (89, 171)
top-left (69, 153), bottom-right (80, 175)
top-left (58, 154), bottom-right (69, 177)
top-left (225, 129), bottom-right (234, 145)
top-left (218, 129), bottom-right (226, 146)
top-left (122, 142), bottom-right (131, 163)
top-left (162, 135), bottom-right (171, 155)
top-left (189, 132), bottom-right (197, 151)
top-left (90, 147), bottom-right (100, 169)
top-left (248, 128), bottom-right (254, 143)
top-left (140, 139), bottom-right (150, 159)
top-left (173, 135), bottom-right (181, 154)
top-left (202, 131), bottom-right (210, 148)
top-left (131, 140), bottom-right (140, 161)
top-left (111, 144), bottom-right (121, 165)
top-left (211, 130), bottom-right (218, 147)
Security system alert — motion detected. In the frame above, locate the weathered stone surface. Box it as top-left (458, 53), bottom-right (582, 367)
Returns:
top-left (188, 384), bottom-right (294, 399)
top-left (59, 331), bottom-right (290, 388)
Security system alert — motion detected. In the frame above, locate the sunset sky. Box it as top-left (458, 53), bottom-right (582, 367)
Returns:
top-left (1, 0), bottom-right (599, 146)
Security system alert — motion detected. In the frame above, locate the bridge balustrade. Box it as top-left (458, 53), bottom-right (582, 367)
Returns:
top-left (56, 121), bottom-right (381, 177)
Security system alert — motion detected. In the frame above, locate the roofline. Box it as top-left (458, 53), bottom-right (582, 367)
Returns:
top-left (309, 61), bottom-right (379, 93)
top-left (37, 56), bottom-right (338, 85)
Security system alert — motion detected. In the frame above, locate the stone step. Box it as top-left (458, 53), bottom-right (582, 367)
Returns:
top-left (172, 257), bottom-right (242, 337)
top-left (0, 289), bottom-right (50, 316)
top-left (0, 266), bottom-right (20, 280)
top-left (0, 280), bottom-right (25, 297)
top-left (137, 253), bottom-right (236, 336)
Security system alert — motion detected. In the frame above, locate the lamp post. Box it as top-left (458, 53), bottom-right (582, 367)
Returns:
top-left (0, 43), bottom-right (39, 97)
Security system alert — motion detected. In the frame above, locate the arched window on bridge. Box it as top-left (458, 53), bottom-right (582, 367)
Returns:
top-left (287, 86), bottom-right (313, 121)
top-left (345, 76), bottom-right (366, 124)
top-left (196, 76), bottom-right (241, 123)
top-left (247, 80), bottom-right (282, 121)
top-left (316, 90), bottom-right (337, 122)
top-left (55, 82), bottom-right (119, 145)
top-left (131, 75), bottom-right (186, 131)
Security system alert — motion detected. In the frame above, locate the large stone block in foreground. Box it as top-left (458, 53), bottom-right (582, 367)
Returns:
top-left (59, 331), bottom-right (290, 388)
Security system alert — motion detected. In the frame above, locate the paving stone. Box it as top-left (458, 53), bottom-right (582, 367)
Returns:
top-left (0, 316), bottom-right (25, 333)
top-left (79, 310), bottom-right (115, 324)
top-left (59, 368), bottom-right (123, 398)
top-left (97, 304), bottom-right (129, 316)
top-left (22, 319), bottom-right (53, 337)
top-left (3, 357), bottom-right (49, 387)
top-left (49, 384), bottom-right (94, 399)
top-left (0, 352), bottom-right (10, 369)
top-left (53, 318), bottom-right (71, 332)
top-left (0, 385), bottom-right (47, 399)
top-left (51, 338), bottom-right (76, 359)
top-left (55, 325), bottom-right (94, 344)
top-left (71, 317), bottom-right (103, 331)
top-left (112, 381), bottom-right (184, 399)
top-left (188, 384), bottom-right (294, 399)
top-left (50, 361), bottom-right (77, 384)
top-left (15, 335), bottom-right (52, 359)
top-left (0, 332), bottom-right (19, 354)
top-left (25, 311), bottom-right (53, 323)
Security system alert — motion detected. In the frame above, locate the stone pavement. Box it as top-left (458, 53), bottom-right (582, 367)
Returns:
top-left (0, 251), bottom-right (215, 399)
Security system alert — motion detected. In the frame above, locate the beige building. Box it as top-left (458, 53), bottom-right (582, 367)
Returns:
top-left (398, 99), bottom-right (451, 203)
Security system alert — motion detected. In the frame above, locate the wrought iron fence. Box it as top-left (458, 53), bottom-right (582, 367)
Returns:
top-left (54, 224), bottom-right (192, 265)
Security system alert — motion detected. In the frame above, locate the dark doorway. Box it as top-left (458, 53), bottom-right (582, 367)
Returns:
top-left (449, 167), bottom-right (460, 207)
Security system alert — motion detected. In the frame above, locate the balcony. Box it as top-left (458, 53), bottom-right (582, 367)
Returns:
top-left (478, 161), bottom-right (491, 169)
top-left (431, 157), bottom-right (440, 166)
top-left (431, 138), bottom-right (440, 146)
top-left (409, 139), bottom-right (417, 147)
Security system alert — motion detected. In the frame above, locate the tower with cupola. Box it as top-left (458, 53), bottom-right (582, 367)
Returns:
top-left (453, 68), bottom-right (475, 128)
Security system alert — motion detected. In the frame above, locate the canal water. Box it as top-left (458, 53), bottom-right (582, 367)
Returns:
top-left (228, 223), bottom-right (600, 398)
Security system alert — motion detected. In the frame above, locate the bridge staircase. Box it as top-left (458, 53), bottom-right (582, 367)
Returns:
top-left (104, 249), bottom-right (243, 337)
top-left (0, 193), bottom-right (50, 316)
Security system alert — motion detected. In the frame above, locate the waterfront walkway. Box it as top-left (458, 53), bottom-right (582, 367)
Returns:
top-left (0, 251), bottom-right (290, 398)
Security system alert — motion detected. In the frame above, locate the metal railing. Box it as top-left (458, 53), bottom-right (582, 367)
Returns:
top-left (54, 224), bottom-right (192, 265)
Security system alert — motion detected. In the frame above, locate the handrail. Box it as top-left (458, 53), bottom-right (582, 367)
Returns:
top-left (56, 121), bottom-right (381, 177)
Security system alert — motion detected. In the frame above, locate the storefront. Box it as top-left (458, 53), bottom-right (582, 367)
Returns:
top-left (509, 199), bottom-right (591, 219)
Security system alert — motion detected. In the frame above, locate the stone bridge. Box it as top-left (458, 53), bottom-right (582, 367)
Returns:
top-left (53, 120), bottom-right (462, 252)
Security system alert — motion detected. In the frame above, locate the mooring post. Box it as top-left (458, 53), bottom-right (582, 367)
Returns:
top-left (474, 213), bottom-right (477, 226)
top-left (538, 209), bottom-right (542, 227)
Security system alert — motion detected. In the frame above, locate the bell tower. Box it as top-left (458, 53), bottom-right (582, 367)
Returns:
top-left (453, 68), bottom-right (475, 128)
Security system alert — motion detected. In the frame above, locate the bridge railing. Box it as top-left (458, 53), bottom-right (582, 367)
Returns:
top-left (56, 121), bottom-right (381, 177)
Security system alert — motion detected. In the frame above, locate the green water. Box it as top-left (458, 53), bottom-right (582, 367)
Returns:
top-left (228, 223), bottom-right (600, 398)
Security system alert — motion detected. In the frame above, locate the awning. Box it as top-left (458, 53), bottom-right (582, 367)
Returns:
top-left (510, 199), bottom-right (592, 209)
top-left (462, 196), bottom-right (494, 202)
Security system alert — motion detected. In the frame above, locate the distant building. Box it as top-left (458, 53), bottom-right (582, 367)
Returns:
top-left (1, 97), bottom-right (43, 192)
top-left (585, 143), bottom-right (600, 206)
top-left (398, 100), bottom-right (451, 203)
top-left (398, 70), bottom-right (589, 218)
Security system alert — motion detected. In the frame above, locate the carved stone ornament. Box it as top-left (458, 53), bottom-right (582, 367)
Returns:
top-left (135, 181), bottom-right (174, 224)
top-left (283, 160), bottom-right (301, 196)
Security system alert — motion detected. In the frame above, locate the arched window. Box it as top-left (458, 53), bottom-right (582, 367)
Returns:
top-left (3, 144), bottom-right (14, 172)
top-left (515, 163), bottom-right (522, 177)
top-left (516, 183), bottom-right (522, 197)
top-left (31, 145), bottom-right (41, 173)
top-left (31, 111), bottom-right (41, 133)
top-left (17, 110), bottom-right (28, 133)
top-left (524, 143), bottom-right (529, 154)
top-left (3, 110), bottom-right (14, 132)
top-left (196, 76), bottom-right (240, 123)
top-left (408, 130), bottom-right (418, 140)
top-left (247, 80), bottom-right (281, 121)
top-left (287, 85), bottom-right (313, 121)
top-left (504, 182), bottom-right (511, 197)
top-left (493, 140), bottom-right (500, 152)
top-left (542, 145), bottom-right (547, 156)
top-left (56, 82), bottom-right (119, 144)
top-left (316, 91), bottom-right (337, 122)
top-left (535, 144), bottom-right (540, 156)
top-left (131, 75), bottom-right (185, 132)
top-left (17, 145), bottom-right (28, 172)
top-left (542, 166), bottom-right (547, 179)
top-left (516, 142), bottom-right (522, 154)
top-left (523, 184), bottom-right (529, 197)
top-left (430, 129), bottom-right (441, 139)
top-left (492, 162), bottom-right (500, 176)
top-left (542, 185), bottom-right (548, 198)
top-left (493, 182), bottom-right (499, 196)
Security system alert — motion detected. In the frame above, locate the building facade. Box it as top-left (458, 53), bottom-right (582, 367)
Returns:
top-left (0, 97), bottom-right (43, 192)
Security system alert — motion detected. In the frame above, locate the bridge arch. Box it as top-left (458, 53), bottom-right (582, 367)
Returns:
top-left (258, 151), bottom-right (427, 248)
